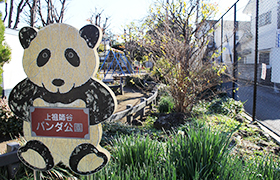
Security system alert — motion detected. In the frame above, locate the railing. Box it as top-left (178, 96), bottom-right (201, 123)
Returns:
top-left (0, 142), bottom-right (20, 179)
top-left (108, 87), bottom-right (158, 124)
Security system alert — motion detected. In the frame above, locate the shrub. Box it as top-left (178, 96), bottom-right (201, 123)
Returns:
top-left (124, 0), bottom-right (226, 114)
top-left (124, 74), bottom-right (155, 91)
top-left (158, 96), bottom-right (174, 113)
top-left (0, 98), bottom-right (22, 137)
top-left (208, 96), bottom-right (244, 117)
top-left (0, 15), bottom-right (11, 95)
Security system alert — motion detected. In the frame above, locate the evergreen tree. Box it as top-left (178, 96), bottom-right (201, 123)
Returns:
top-left (0, 13), bottom-right (11, 95)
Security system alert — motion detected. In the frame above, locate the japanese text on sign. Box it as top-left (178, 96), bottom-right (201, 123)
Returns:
top-left (30, 107), bottom-right (89, 139)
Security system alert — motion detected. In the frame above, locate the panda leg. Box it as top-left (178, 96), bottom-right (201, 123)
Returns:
top-left (17, 140), bottom-right (54, 171)
top-left (69, 143), bottom-right (108, 175)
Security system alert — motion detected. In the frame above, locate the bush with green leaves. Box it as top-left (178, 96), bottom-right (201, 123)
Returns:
top-left (208, 96), bottom-right (244, 117)
top-left (0, 98), bottom-right (22, 138)
top-left (193, 95), bottom-right (244, 118)
top-left (158, 95), bottom-right (174, 113)
top-left (0, 14), bottom-right (11, 94)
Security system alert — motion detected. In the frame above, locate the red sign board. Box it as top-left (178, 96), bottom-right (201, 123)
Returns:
top-left (30, 107), bottom-right (90, 139)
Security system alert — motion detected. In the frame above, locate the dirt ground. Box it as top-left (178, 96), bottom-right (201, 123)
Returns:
top-left (115, 87), bottom-right (146, 112)
top-left (0, 87), bottom-right (146, 154)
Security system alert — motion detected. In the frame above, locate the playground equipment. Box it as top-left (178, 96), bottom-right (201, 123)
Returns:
top-left (99, 48), bottom-right (134, 79)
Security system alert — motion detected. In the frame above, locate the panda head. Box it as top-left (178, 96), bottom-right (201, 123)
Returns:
top-left (19, 23), bottom-right (102, 94)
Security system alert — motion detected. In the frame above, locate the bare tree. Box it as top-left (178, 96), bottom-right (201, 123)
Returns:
top-left (12, 0), bottom-right (28, 29)
top-left (2, 0), bottom-right (68, 29)
top-left (124, 26), bottom-right (146, 62)
top-left (2, 0), bottom-right (29, 29)
top-left (26, 0), bottom-right (38, 27)
top-left (87, 8), bottom-right (110, 34)
top-left (37, 0), bottom-right (67, 27)
top-left (125, 0), bottom-right (228, 113)
top-left (2, 0), bottom-right (8, 22)
top-left (7, 0), bottom-right (14, 28)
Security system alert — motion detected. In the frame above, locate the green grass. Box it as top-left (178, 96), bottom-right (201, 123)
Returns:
top-left (2, 95), bottom-right (280, 179)
top-left (167, 123), bottom-right (236, 179)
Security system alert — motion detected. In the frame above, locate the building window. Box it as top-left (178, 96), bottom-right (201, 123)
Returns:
top-left (259, 11), bottom-right (272, 27)
top-left (278, 2), bottom-right (280, 29)
top-left (259, 52), bottom-right (270, 65)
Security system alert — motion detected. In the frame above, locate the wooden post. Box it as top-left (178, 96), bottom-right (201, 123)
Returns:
top-left (6, 142), bottom-right (20, 179)
top-left (34, 170), bottom-right (41, 180)
top-left (120, 77), bottom-right (124, 95)
top-left (140, 97), bottom-right (146, 120)
top-left (153, 90), bottom-right (157, 107)
top-left (149, 93), bottom-right (153, 110)
top-left (126, 104), bottom-right (132, 124)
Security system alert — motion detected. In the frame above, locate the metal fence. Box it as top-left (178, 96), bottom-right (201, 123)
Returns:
top-left (213, 0), bottom-right (280, 136)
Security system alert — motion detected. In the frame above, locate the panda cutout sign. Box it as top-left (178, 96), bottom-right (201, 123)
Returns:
top-left (8, 23), bottom-right (117, 175)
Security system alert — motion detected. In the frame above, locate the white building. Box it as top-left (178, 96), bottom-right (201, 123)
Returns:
top-left (243, 0), bottom-right (280, 84)
top-left (2, 28), bottom-right (26, 97)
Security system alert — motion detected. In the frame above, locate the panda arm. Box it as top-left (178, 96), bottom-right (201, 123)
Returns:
top-left (85, 79), bottom-right (116, 125)
top-left (8, 78), bottom-right (39, 121)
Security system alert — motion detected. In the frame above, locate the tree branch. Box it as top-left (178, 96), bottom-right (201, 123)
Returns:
top-left (3, 2), bottom-right (8, 22)
top-left (13, 0), bottom-right (28, 29)
top-left (8, 0), bottom-right (14, 28)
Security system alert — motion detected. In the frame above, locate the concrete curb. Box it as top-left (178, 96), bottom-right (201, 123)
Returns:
top-left (243, 113), bottom-right (280, 145)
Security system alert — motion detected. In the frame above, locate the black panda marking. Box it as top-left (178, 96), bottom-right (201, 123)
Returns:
top-left (19, 27), bottom-right (37, 49)
top-left (8, 78), bottom-right (115, 125)
top-left (37, 48), bottom-right (51, 67)
top-left (17, 140), bottom-right (54, 171)
top-left (65, 48), bottom-right (80, 67)
top-left (79, 25), bottom-right (100, 49)
top-left (69, 143), bottom-right (108, 175)
top-left (52, 79), bottom-right (65, 87)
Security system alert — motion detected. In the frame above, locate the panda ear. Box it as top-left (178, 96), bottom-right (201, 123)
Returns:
top-left (79, 25), bottom-right (102, 49)
top-left (19, 27), bottom-right (37, 49)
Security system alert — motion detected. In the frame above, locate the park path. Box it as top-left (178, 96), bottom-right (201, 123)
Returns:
top-left (237, 81), bottom-right (280, 137)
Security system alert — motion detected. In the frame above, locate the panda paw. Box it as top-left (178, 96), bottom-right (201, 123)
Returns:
top-left (69, 143), bottom-right (109, 175)
top-left (17, 140), bottom-right (54, 171)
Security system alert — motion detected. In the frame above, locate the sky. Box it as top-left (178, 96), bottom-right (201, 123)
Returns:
top-left (0, 0), bottom-right (250, 35)
top-left (64, 0), bottom-right (249, 34)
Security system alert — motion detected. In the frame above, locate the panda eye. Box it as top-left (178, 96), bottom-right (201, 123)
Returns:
top-left (37, 48), bottom-right (51, 67)
top-left (42, 52), bottom-right (49, 58)
top-left (65, 48), bottom-right (80, 67)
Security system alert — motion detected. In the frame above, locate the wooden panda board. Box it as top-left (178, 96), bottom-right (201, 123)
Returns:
top-left (8, 23), bottom-right (117, 175)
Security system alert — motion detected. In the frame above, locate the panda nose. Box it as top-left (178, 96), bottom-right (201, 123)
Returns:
top-left (52, 79), bottom-right (65, 87)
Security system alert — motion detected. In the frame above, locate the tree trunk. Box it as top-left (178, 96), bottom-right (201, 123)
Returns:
top-left (30, 0), bottom-right (38, 27)
top-left (8, 0), bottom-right (14, 28)
top-left (13, 0), bottom-right (27, 29)
top-left (3, 2), bottom-right (8, 22)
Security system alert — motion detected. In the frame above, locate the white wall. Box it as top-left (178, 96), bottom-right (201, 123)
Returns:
top-left (258, 0), bottom-right (277, 51)
top-left (2, 28), bottom-right (26, 97)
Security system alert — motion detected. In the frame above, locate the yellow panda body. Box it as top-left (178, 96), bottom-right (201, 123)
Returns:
top-left (23, 24), bottom-right (99, 94)
top-left (8, 23), bottom-right (116, 175)
top-left (23, 98), bottom-right (107, 172)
